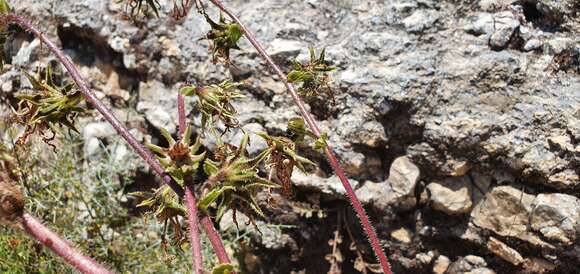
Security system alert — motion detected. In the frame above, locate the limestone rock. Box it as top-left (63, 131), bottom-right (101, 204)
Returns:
top-left (427, 176), bottom-right (473, 214)
top-left (355, 156), bottom-right (420, 210)
top-left (402, 9), bottom-right (439, 33)
top-left (267, 38), bottom-right (305, 60)
top-left (390, 227), bottom-right (413, 244)
top-left (530, 193), bottom-right (580, 245)
top-left (487, 237), bottom-right (525, 266)
top-left (292, 172), bottom-right (359, 198)
top-left (470, 186), bottom-right (551, 248)
top-left (433, 255), bottom-right (451, 274)
top-left (83, 122), bottom-right (115, 157)
top-left (447, 255), bottom-right (495, 274)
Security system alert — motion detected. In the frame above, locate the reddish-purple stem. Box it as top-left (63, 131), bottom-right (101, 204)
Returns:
top-left (177, 94), bottom-right (187, 137)
top-left (206, 1), bottom-right (393, 273)
top-left (3, 13), bottom-right (232, 267)
top-left (177, 94), bottom-right (204, 273)
top-left (185, 188), bottom-right (204, 272)
top-left (21, 213), bottom-right (112, 274)
top-left (201, 216), bottom-right (231, 264)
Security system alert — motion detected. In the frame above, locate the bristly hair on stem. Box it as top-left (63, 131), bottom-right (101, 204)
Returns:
top-left (204, 1), bottom-right (393, 273)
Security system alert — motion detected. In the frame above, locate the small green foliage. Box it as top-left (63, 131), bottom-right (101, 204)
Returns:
top-left (313, 132), bottom-right (329, 151)
top-left (180, 80), bottom-right (244, 131)
top-left (287, 46), bottom-right (336, 103)
top-left (0, 0), bottom-right (10, 14)
top-left (257, 132), bottom-right (315, 196)
top-left (198, 133), bottom-right (278, 227)
top-left (286, 117), bottom-right (329, 151)
top-left (13, 66), bottom-right (84, 148)
top-left (146, 125), bottom-right (206, 186)
top-left (201, 12), bottom-right (243, 64)
top-left (132, 185), bottom-right (188, 245)
top-left (121, 0), bottom-right (160, 18)
top-left (134, 185), bottom-right (186, 222)
top-left (287, 117), bottom-right (307, 143)
top-left (212, 263), bottom-right (235, 274)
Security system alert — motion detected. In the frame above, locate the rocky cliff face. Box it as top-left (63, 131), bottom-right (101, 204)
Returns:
top-left (2, 0), bottom-right (579, 273)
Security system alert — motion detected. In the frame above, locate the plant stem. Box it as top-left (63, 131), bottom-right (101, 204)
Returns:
top-left (21, 213), bottom-right (112, 274)
top-left (201, 215), bottom-right (231, 264)
top-left (2, 13), bottom-right (231, 268)
top-left (177, 94), bottom-right (204, 274)
top-left (177, 94), bottom-right (187, 137)
top-left (3, 14), bottom-right (184, 197)
top-left (205, 2), bottom-right (393, 273)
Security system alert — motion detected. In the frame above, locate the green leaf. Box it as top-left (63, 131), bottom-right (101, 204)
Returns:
top-left (287, 70), bottom-right (312, 83)
top-left (21, 70), bottom-right (45, 90)
top-left (212, 263), bottom-right (235, 274)
top-left (159, 127), bottom-right (176, 146)
top-left (145, 143), bottom-right (166, 155)
top-left (292, 60), bottom-right (302, 71)
top-left (313, 132), bottom-right (329, 151)
top-left (319, 47), bottom-right (326, 62)
top-left (179, 86), bottom-right (197, 96)
top-left (215, 194), bottom-right (233, 221)
top-left (203, 160), bottom-right (219, 176)
top-left (0, 0), bottom-right (10, 14)
top-left (198, 186), bottom-right (233, 212)
top-left (197, 188), bottom-right (220, 211)
top-left (136, 198), bottom-right (156, 208)
top-left (245, 177), bottom-right (280, 189)
top-left (308, 45), bottom-right (316, 62)
top-left (287, 117), bottom-right (307, 142)
top-left (182, 124), bottom-right (192, 145)
top-left (226, 23), bottom-right (243, 47)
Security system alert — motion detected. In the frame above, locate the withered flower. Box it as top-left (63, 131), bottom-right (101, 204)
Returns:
top-left (201, 12), bottom-right (243, 65)
top-left (257, 132), bottom-right (314, 196)
top-left (287, 46), bottom-right (336, 103)
top-left (0, 172), bottom-right (24, 226)
top-left (198, 133), bottom-right (278, 228)
top-left (146, 124), bottom-right (206, 186)
top-left (180, 80), bottom-right (244, 131)
top-left (13, 66), bottom-right (84, 149)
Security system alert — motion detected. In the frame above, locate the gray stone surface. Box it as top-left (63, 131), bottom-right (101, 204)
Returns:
top-left (447, 255), bottom-right (495, 274)
top-left (530, 193), bottom-right (580, 245)
top-left (355, 156), bottom-right (419, 210)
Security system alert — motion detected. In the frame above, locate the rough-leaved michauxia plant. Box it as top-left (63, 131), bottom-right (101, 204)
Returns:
top-left (0, 0), bottom-right (394, 273)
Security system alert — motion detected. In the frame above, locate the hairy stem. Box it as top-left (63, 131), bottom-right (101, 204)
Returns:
top-left (21, 213), bottom-right (112, 274)
top-left (185, 187), bottom-right (204, 272)
top-left (201, 215), bottom-right (231, 264)
top-left (205, 1), bottom-right (393, 273)
top-left (3, 13), bottom-right (231, 268)
top-left (177, 94), bottom-right (204, 274)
